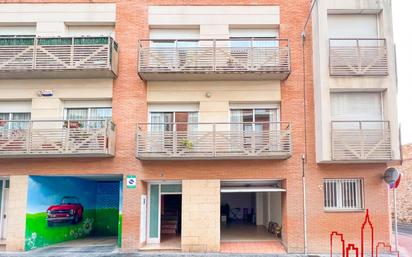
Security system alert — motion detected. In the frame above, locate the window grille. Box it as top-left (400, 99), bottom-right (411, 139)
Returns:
top-left (324, 178), bottom-right (364, 210)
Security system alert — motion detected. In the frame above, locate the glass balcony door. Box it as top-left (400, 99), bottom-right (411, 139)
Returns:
top-left (230, 108), bottom-right (278, 152)
top-left (64, 107), bottom-right (112, 128)
top-left (149, 112), bottom-right (198, 154)
top-left (0, 112), bottom-right (31, 130)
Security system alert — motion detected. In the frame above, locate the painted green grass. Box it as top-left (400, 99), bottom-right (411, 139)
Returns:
top-left (117, 214), bottom-right (122, 247)
top-left (25, 209), bottom-right (96, 250)
top-left (93, 208), bottom-right (119, 236)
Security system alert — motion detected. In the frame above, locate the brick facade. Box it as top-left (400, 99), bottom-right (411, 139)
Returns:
top-left (0, 0), bottom-right (393, 254)
top-left (393, 144), bottom-right (412, 223)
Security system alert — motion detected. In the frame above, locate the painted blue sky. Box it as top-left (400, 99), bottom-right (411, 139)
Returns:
top-left (27, 176), bottom-right (98, 214)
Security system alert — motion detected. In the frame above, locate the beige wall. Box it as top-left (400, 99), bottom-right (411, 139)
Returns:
top-left (181, 180), bottom-right (220, 252)
top-left (148, 6), bottom-right (279, 43)
top-left (148, 80), bottom-right (281, 123)
top-left (0, 4), bottom-right (116, 36)
top-left (0, 79), bottom-right (112, 120)
top-left (149, 6), bottom-right (279, 25)
top-left (311, 0), bottom-right (400, 162)
top-left (5, 176), bottom-right (28, 251)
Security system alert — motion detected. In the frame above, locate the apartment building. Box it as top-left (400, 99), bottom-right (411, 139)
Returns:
top-left (0, 0), bottom-right (399, 254)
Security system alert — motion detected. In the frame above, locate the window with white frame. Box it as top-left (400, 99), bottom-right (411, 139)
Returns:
top-left (0, 112), bottom-right (31, 129)
top-left (229, 28), bottom-right (279, 47)
top-left (149, 28), bottom-right (200, 48)
top-left (64, 107), bottom-right (112, 128)
top-left (147, 105), bottom-right (199, 152)
top-left (323, 178), bottom-right (364, 211)
top-left (149, 111), bottom-right (198, 132)
top-left (331, 92), bottom-right (384, 129)
top-left (230, 104), bottom-right (279, 132)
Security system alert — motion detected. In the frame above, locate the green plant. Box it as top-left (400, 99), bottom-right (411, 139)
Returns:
top-left (181, 139), bottom-right (193, 149)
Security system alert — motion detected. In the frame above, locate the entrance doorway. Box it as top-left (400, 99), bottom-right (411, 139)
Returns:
top-left (220, 180), bottom-right (286, 254)
top-left (144, 183), bottom-right (182, 251)
top-left (0, 178), bottom-right (9, 243)
top-left (161, 195), bottom-right (181, 245)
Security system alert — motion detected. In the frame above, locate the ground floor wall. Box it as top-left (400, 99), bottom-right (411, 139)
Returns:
top-left (181, 180), bottom-right (220, 252)
top-left (1, 162), bottom-right (392, 254)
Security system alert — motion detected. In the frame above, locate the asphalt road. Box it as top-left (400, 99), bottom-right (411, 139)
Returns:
top-left (398, 223), bottom-right (412, 235)
top-left (396, 223), bottom-right (412, 257)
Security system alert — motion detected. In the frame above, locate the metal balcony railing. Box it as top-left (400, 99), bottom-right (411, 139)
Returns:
top-left (138, 38), bottom-right (290, 80)
top-left (331, 121), bottom-right (392, 161)
top-left (0, 119), bottom-right (116, 157)
top-left (136, 122), bottom-right (292, 160)
top-left (0, 36), bottom-right (119, 78)
top-left (329, 38), bottom-right (388, 76)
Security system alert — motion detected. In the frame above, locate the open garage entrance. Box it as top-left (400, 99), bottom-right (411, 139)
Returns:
top-left (25, 175), bottom-right (122, 251)
top-left (220, 180), bottom-right (286, 254)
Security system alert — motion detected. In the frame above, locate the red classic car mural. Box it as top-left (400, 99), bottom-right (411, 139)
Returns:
top-left (46, 196), bottom-right (84, 226)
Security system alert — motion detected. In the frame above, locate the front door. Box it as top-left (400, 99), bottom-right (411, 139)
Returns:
top-left (0, 180), bottom-right (9, 240)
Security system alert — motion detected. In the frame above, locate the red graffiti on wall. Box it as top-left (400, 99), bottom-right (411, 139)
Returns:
top-left (330, 209), bottom-right (399, 257)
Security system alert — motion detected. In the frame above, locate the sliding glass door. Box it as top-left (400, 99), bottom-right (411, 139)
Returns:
top-left (149, 112), bottom-right (198, 153)
top-left (230, 108), bottom-right (278, 152)
top-left (0, 113), bottom-right (31, 130)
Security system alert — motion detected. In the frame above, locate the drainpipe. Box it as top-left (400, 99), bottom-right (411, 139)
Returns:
top-left (301, 0), bottom-right (319, 254)
top-left (302, 154), bottom-right (308, 254)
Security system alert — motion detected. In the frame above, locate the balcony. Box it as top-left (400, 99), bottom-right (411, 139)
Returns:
top-left (0, 120), bottom-right (115, 158)
top-left (331, 121), bottom-right (392, 162)
top-left (0, 36), bottom-right (119, 79)
top-left (136, 122), bottom-right (291, 160)
top-left (329, 38), bottom-right (388, 76)
top-left (138, 38), bottom-right (290, 81)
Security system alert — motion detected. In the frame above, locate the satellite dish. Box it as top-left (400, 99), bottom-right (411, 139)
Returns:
top-left (383, 167), bottom-right (402, 189)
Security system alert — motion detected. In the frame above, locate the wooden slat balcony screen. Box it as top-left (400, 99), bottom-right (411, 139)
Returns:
top-left (136, 122), bottom-right (292, 160)
top-left (0, 120), bottom-right (116, 157)
top-left (329, 38), bottom-right (388, 76)
top-left (138, 38), bottom-right (290, 80)
top-left (331, 121), bottom-right (392, 161)
top-left (0, 36), bottom-right (119, 78)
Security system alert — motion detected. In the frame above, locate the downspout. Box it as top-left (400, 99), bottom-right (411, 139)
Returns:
top-left (301, 0), bottom-right (319, 254)
top-left (302, 154), bottom-right (308, 255)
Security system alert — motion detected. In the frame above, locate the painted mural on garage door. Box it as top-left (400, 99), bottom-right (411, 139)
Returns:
top-left (25, 176), bottom-right (120, 250)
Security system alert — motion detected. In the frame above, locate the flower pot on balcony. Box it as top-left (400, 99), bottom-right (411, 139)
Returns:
top-left (181, 139), bottom-right (193, 150)
top-left (64, 121), bottom-right (82, 129)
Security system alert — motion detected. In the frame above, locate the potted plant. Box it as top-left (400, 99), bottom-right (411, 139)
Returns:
top-left (64, 121), bottom-right (82, 129)
top-left (181, 138), bottom-right (193, 149)
top-left (0, 120), bottom-right (6, 127)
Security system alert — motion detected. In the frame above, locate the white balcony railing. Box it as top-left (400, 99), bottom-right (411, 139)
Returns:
top-left (138, 38), bottom-right (290, 80)
top-left (0, 36), bottom-right (119, 78)
top-left (136, 122), bottom-right (291, 160)
top-left (0, 120), bottom-right (116, 157)
top-left (331, 121), bottom-right (392, 162)
top-left (329, 38), bottom-right (388, 76)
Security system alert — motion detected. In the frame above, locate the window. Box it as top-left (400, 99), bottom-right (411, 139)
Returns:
top-left (66, 25), bottom-right (115, 38)
top-left (229, 28), bottom-right (279, 48)
top-left (230, 107), bottom-right (280, 151)
top-left (149, 28), bottom-right (199, 48)
top-left (331, 92), bottom-right (383, 128)
top-left (64, 107), bottom-right (112, 128)
top-left (0, 112), bottom-right (31, 129)
top-left (324, 179), bottom-right (364, 211)
top-left (328, 14), bottom-right (378, 39)
top-left (328, 14), bottom-right (379, 47)
top-left (149, 112), bottom-right (198, 132)
top-left (230, 107), bottom-right (278, 131)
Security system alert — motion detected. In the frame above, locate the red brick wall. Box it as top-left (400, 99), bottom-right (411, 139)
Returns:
top-left (0, 0), bottom-right (391, 253)
top-left (392, 144), bottom-right (412, 223)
